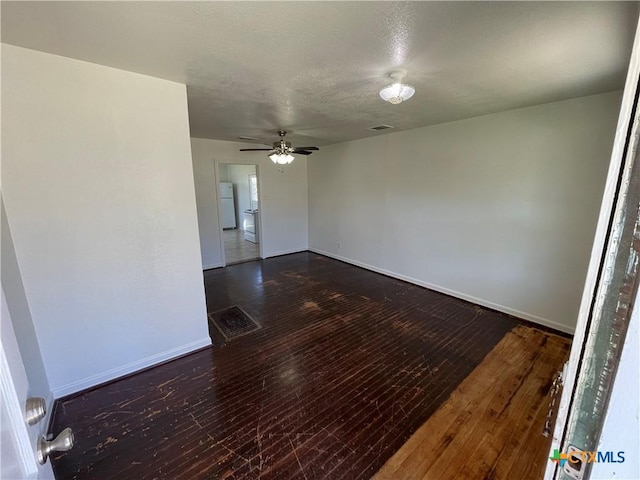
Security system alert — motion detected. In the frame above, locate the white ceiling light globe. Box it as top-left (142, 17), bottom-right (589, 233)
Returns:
top-left (379, 82), bottom-right (415, 104)
top-left (270, 153), bottom-right (295, 165)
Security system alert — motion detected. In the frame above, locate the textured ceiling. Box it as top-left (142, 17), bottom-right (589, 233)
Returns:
top-left (2, 1), bottom-right (638, 147)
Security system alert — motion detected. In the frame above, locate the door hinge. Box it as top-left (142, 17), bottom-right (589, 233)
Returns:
top-left (543, 368), bottom-right (564, 437)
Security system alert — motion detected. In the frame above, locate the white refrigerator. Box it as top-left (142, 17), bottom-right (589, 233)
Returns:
top-left (219, 182), bottom-right (237, 229)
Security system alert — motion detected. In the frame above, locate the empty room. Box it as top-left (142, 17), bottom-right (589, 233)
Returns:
top-left (2, 2), bottom-right (639, 480)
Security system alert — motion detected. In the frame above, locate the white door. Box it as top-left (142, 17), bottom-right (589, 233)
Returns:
top-left (1, 289), bottom-right (54, 480)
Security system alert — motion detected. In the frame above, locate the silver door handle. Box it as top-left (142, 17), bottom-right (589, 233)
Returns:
top-left (25, 397), bottom-right (47, 426)
top-left (37, 427), bottom-right (74, 465)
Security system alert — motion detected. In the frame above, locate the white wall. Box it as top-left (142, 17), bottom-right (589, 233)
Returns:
top-left (191, 137), bottom-right (308, 268)
top-left (227, 164), bottom-right (257, 229)
top-left (1, 45), bottom-right (210, 397)
top-left (191, 139), bottom-right (224, 269)
top-left (218, 163), bottom-right (229, 182)
top-left (308, 91), bottom-right (621, 333)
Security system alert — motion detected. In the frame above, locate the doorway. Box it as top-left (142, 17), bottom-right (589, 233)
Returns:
top-left (217, 163), bottom-right (262, 265)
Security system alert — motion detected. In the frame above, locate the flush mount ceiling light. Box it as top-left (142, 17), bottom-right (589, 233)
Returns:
top-left (239, 130), bottom-right (319, 165)
top-left (379, 69), bottom-right (415, 104)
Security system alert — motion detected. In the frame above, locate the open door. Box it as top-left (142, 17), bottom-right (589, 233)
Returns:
top-left (545, 14), bottom-right (640, 480)
top-left (1, 289), bottom-right (55, 479)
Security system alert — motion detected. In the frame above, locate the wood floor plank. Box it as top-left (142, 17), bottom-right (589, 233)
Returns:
top-left (499, 336), bottom-right (570, 480)
top-left (377, 334), bottom-right (519, 480)
top-left (372, 326), bottom-right (571, 480)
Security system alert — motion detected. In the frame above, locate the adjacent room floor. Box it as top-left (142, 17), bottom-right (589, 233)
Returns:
top-left (50, 252), bottom-right (570, 479)
top-left (223, 228), bottom-right (260, 265)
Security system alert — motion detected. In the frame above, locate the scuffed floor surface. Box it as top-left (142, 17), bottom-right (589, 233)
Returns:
top-left (373, 326), bottom-right (571, 480)
top-left (51, 252), bottom-right (526, 479)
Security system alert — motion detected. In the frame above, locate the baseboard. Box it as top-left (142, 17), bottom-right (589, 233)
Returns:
top-left (51, 337), bottom-right (211, 398)
top-left (264, 247), bottom-right (308, 259)
top-left (203, 262), bottom-right (224, 271)
top-left (309, 248), bottom-right (575, 335)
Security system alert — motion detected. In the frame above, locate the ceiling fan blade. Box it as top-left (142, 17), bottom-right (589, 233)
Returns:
top-left (294, 150), bottom-right (313, 155)
top-left (239, 148), bottom-right (273, 151)
top-left (293, 147), bottom-right (319, 151)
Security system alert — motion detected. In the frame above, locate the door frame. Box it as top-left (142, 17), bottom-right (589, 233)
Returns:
top-left (545, 14), bottom-right (640, 480)
top-left (214, 159), bottom-right (264, 266)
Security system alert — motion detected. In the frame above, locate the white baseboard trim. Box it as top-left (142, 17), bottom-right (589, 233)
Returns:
top-left (264, 247), bottom-right (308, 259)
top-left (52, 337), bottom-right (211, 398)
top-left (203, 262), bottom-right (223, 270)
top-left (309, 248), bottom-right (575, 335)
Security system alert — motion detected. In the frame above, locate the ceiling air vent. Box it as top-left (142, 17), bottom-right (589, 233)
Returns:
top-left (368, 124), bottom-right (394, 131)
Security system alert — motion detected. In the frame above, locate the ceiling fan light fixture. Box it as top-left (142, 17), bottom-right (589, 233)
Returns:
top-left (270, 153), bottom-right (295, 164)
top-left (379, 69), bottom-right (415, 104)
top-left (240, 131), bottom-right (316, 165)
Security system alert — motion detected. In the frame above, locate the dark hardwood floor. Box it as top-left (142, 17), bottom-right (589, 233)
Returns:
top-left (51, 252), bottom-right (551, 479)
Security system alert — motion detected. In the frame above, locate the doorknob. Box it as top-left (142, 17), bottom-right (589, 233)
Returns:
top-left (37, 427), bottom-right (74, 465)
top-left (25, 397), bottom-right (46, 426)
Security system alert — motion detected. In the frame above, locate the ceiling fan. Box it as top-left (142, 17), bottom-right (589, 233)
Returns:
top-left (239, 130), bottom-right (319, 164)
